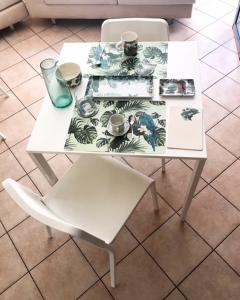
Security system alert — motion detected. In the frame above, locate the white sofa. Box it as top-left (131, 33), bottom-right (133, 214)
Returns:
top-left (24, 0), bottom-right (195, 19)
top-left (0, 0), bottom-right (28, 30)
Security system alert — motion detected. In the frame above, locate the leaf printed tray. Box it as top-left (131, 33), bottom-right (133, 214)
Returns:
top-left (85, 75), bottom-right (153, 99)
top-left (159, 79), bottom-right (195, 97)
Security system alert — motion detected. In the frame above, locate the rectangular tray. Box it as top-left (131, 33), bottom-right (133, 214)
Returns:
top-left (85, 75), bottom-right (153, 99)
top-left (160, 79), bottom-right (195, 97)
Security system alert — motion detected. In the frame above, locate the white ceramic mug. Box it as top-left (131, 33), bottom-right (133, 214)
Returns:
top-left (117, 31), bottom-right (138, 56)
top-left (109, 114), bottom-right (125, 134)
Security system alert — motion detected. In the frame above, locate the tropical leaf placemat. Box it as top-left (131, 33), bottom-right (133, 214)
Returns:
top-left (85, 42), bottom-right (168, 78)
top-left (64, 99), bottom-right (166, 154)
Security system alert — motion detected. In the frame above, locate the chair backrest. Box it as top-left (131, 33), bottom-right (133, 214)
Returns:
top-left (2, 178), bottom-right (80, 236)
top-left (101, 18), bottom-right (169, 42)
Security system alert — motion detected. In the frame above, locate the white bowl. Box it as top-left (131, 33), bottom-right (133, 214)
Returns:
top-left (56, 62), bottom-right (82, 88)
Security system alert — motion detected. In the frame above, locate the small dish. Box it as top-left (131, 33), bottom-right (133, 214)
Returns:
top-left (56, 62), bottom-right (82, 88)
top-left (107, 120), bottom-right (130, 136)
top-left (135, 63), bottom-right (155, 76)
top-left (77, 98), bottom-right (98, 118)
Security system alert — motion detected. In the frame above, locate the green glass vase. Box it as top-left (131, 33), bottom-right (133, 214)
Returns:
top-left (40, 58), bottom-right (73, 108)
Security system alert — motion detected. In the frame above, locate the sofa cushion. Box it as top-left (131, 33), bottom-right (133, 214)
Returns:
top-left (44, 0), bottom-right (117, 5)
top-left (117, 0), bottom-right (195, 4)
top-left (0, 0), bottom-right (20, 11)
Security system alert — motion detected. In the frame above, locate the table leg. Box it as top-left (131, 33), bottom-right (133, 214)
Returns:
top-left (181, 158), bottom-right (206, 221)
top-left (29, 153), bottom-right (58, 186)
top-left (161, 158), bottom-right (166, 172)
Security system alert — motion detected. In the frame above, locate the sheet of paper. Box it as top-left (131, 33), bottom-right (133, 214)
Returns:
top-left (167, 106), bottom-right (203, 151)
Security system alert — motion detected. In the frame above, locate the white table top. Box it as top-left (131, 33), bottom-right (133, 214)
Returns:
top-left (27, 41), bottom-right (207, 159)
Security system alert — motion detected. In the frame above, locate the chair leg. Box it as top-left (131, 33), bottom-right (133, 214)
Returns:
top-left (0, 132), bottom-right (6, 143)
top-left (46, 225), bottom-right (53, 239)
top-left (161, 158), bottom-right (166, 173)
top-left (51, 18), bottom-right (56, 25)
top-left (0, 87), bottom-right (9, 99)
top-left (150, 182), bottom-right (159, 211)
top-left (108, 248), bottom-right (116, 288)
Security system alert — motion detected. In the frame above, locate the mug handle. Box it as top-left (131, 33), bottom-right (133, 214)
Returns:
top-left (116, 40), bottom-right (123, 50)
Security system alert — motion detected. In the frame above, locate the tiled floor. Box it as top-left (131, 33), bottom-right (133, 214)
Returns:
top-left (0, 0), bottom-right (240, 299)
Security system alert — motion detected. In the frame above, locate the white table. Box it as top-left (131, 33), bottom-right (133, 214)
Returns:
top-left (27, 41), bottom-right (207, 221)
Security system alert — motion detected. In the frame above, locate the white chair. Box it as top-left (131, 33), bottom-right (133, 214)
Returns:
top-left (101, 18), bottom-right (169, 42)
top-left (2, 155), bottom-right (158, 288)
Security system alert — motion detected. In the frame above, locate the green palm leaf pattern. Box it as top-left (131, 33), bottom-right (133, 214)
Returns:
top-left (100, 110), bottom-right (114, 127)
top-left (149, 101), bottom-right (165, 106)
top-left (116, 100), bottom-right (149, 114)
top-left (74, 125), bottom-right (97, 144)
top-left (65, 136), bottom-right (75, 150)
top-left (96, 137), bottom-right (109, 148)
top-left (68, 118), bottom-right (83, 134)
top-left (155, 127), bottom-right (166, 146)
top-left (111, 139), bottom-right (146, 153)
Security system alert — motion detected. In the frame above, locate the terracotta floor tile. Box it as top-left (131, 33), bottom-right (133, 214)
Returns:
top-left (204, 77), bottom-right (240, 111)
top-left (178, 9), bottom-right (215, 31)
top-left (0, 175), bottom-right (38, 230)
top-left (223, 38), bottom-right (238, 53)
top-left (0, 109), bottom-right (35, 147)
top-left (165, 289), bottom-right (186, 300)
top-left (202, 94), bottom-right (228, 131)
top-left (27, 99), bottom-right (43, 119)
top-left (25, 18), bottom-right (52, 33)
top-left (220, 10), bottom-right (236, 26)
top-left (0, 235), bottom-right (27, 293)
top-left (52, 34), bottom-right (83, 53)
top-left (200, 61), bottom-right (223, 91)
top-left (62, 19), bottom-right (89, 34)
top-left (200, 21), bottom-right (234, 44)
top-left (29, 155), bottom-right (72, 195)
top-left (76, 24), bottom-right (102, 42)
top-left (31, 240), bottom-right (98, 300)
top-left (185, 186), bottom-right (240, 247)
top-left (0, 140), bottom-right (7, 154)
top-left (187, 33), bottom-right (219, 59)
top-left (0, 38), bottom-right (9, 52)
top-left (0, 150), bottom-right (25, 192)
top-left (151, 160), bottom-right (207, 210)
top-left (126, 191), bottom-right (174, 242)
top-left (208, 114), bottom-right (240, 157)
top-left (13, 75), bottom-right (46, 107)
top-left (216, 226), bottom-right (240, 274)
top-left (179, 252), bottom-right (240, 300)
top-left (0, 78), bottom-right (10, 93)
top-left (228, 66), bottom-right (240, 83)
top-left (144, 214), bottom-right (211, 284)
top-left (10, 217), bottom-right (70, 269)
top-left (197, 0), bottom-right (234, 18)
top-left (26, 47), bottom-right (59, 73)
top-left (185, 136), bottom-right (236, 183)
top-left (79, 281), bottom-right (112, 300)
top-left (169, 21), bottom-right (196, 41)
top-left (201, 46), bottom-right (239, 74)
top-left (0, 223), bottom-right (5, 237)
top-left (13, 35), bottom-right (48, 59)
top-left (11, 137), bottom-right (54, 173)
top-left (2, 24), bottom-right (34, 45)
top-left (102, 246), bottom-right (174, 299)
top-left (39, 26), bottom-right (72, 45)
top-left (212, 160), bottom-right (240, 209)
top-left (0, 273), bottom-right (43, 300)
top-left (233, 106), bottom-right (240, 118)
top-left (123, 156), bottom-right (165, 176)
top-left (74, 226), bottom-right (138, 277)
top-left (0, 91), bottom-right (24, 122)
top-left (0, 61), bottom-right (37, 89)
top-left (0, 47), bottom-right (23, 72)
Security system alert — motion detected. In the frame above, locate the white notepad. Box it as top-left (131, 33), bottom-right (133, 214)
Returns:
top-left (167, 106), bottom-right (203, 151)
